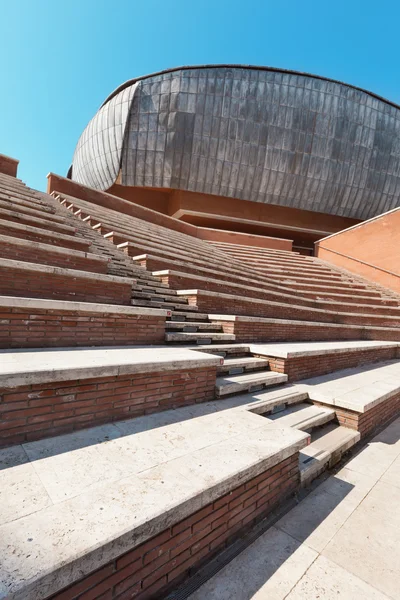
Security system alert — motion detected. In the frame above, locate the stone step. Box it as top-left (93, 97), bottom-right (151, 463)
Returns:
top-left (131, 299), bottom-right (190, 310)
top-left (300, 423), bottom-right (360, 486)
top-left (192, 344), bottom-right (251, 356)
top-left (215, 371), bottom-right (288, 397)
top-left (168, 311), bottom-right (209, 321)
top-left (165, 321), bottom-right (222, 332)
top-left (262, 402), bottom-right (336, 431)
top-left (218, 356), bottom-right (270, 374)
top-left (165, 332), bottom-right (236, 344)
top-left (132, 290), bottom-right (188, 304)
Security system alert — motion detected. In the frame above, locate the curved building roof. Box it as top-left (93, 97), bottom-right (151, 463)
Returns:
top-left (71, 65), bottom-right (400, 220)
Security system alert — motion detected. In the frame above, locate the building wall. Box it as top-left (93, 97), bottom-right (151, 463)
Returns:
top-left (315, 208), bottom-right (400, 293)
top-left (72, 84), bottom-right (138, 189)
top-left (72, 66), bottom-right (400, 221)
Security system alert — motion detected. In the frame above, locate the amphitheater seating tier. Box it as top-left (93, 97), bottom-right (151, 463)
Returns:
top-left (0, 159), bottom-right (399, 600)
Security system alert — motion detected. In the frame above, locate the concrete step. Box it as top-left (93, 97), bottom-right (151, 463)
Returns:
top-left (192, 344), bottom-right (251, 356)
top-left (131, 299), bottom-right (190, 311)
top-left (165, 321), bottom-right (222, 332)
top-left (132, 291), bottom-right (188, 304)
top-left (169, 311), bottom-right (209, 321)
top-left (262, 402), bottom-right (335, 431)
top-left (165, 332), bottom-right (236, 344)
top-left (300, 423), bottom-right (360, 486)
top-left (216, 371), bottom-right (288, 397)
top-left (218, 356), bottom-right (270, 374)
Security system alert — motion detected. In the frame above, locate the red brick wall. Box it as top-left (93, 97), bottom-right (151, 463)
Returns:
top-left (0, 221), bottom-right (89, 251)
top-left (198, 228), bottom-right (293, 251)
top-left (0, 264), bottom-right (133, 305)
top-left (264, 347), bottom-right (398, 382)
top-left (184, 292), bottom-right (400, 330)
top-left (0, 154), bottom-right (18, 177)
top-left (48, 453), bottom-right (299, 600)
top-left (214, 319), bottom-right (400, 343)
top-left (316, 209), bottom-right (400, 294)
top-left (0, 307), bottom-right (165, 349)
top-left (0, 239), bottom-right (108, 273)
top-left (0, 208), bottom-right (73, 235)
top-left (164, 274), bottom-right (400, 319)
top-left (334, 392), bottom-right (400, 438)
top-left (0, 366), bottom-right (217, 447)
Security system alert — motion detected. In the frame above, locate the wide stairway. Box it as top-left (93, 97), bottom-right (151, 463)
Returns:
top-left (1, 154), bottom-right (400, 600)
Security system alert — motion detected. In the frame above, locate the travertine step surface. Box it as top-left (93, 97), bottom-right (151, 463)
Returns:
top-left (0, 398), bottom-right (308, 600)
top-left (165, 332), bottom-right (236, 344)
top-left (165, 321), bottom-right (222, 331)
top-left (300, 423), bottom-right (360, 485)
top-left (262, 402), bottom-right (335, 431)
top-left (218, 356), bottom-right (270, 374)
top-left (216, 371), bottom-right (288, 396)
top-left (169, 311), bottom-right (209, 321)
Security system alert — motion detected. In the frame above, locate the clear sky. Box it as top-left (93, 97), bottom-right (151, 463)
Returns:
top-left (1, 0), bottom-right (399, 191)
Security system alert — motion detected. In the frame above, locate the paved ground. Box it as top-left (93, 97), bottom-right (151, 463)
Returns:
top-left (189, 416), bottom-right (400, 600)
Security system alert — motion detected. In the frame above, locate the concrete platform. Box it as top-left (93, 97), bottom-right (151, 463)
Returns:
top-left (0, 345), bottom-right (223, 387)
top-left (249, 340), bottom-right (400, 358)
top-left (189, 416), bottom-right (400, 600)
top-left (300, 359), bottom-right (400, 412)
top-left (0, 397), bottom-right (308, 600)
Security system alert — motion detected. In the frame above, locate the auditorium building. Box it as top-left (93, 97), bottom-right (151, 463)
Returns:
top-left (69, 65), bottom-right (400, 252)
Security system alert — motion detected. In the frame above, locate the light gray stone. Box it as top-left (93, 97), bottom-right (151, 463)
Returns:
top-left (189, 526), bottom-right (317, 600)
top-left (323, 480), bottom-right (400, 599)
top-left (286, 555), bottom-right (390, 600)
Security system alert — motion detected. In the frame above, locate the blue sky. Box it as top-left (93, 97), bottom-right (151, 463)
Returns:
top-left (1, 0), bottom-right (399, 191)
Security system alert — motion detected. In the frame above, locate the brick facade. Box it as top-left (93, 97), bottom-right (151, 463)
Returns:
top-left (183, 291), bottom-right (400, 330)
top-left (0, 366), bottom-right (217, 447)
top-left (316, 208), bottom-right (400, 294)
top-left (0, 262), bottom-right (133, 305)
top-left (48, 453), bottom-right (299, 600)
top-left (0, 306), bottom-right (165, 349)
top-left (0, 236), bottom-right (108, 273)
top-left (264, 347), bottom-right (399, 382)
top-left (334, 392), bottom-right (400, 438)
top-left (0, 220), bottom-right (90, 251)
top-left (219, 318), bottom-right (400, 343)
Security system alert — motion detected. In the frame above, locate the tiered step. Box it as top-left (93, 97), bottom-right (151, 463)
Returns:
top-left (299, 424), bottom-right (360, 485)
top-left (261, 402), bottom-right (336, 431)
top-left (52, 192), bottom-right (400, 337)
top-left (216, 370), bottom-right (288, 397)
top-left (165, 331), bottom-right (236, 344)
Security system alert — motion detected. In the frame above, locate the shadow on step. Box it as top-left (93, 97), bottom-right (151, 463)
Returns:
top-left (0, 385), bottom-right (300, 468)
top-left (174, 473), bottom-right (356, 600)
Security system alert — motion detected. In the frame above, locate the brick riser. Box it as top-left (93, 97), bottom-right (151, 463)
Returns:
top-left (214, 319), bottom-right (400, 342)
top-left (263, 347), bottom-right (399, 382)
top-left (0, 308), bottom-right (165, 349)
top-left (0, 265), bottom-right (132, 305)
top-left (318, 392), bottom-right (400, 439)
top-left (47, 454), bottom-right (299, 600)
top-left (188, 294), bottom-right (400, 329)
top-left (0, 239), bottom-right (108, 274)
top-left (158, 273), bottom-right (400, 318)
top-left (0, 367), bottom-right (217, 448)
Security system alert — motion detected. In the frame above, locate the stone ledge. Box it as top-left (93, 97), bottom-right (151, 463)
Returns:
top-left (248, 340), bottom-right (400, 359)
top-left (0, 296), bottom-right (168, 317)
top-left (300, 360), bottom-right (400, 413)
top-left (0, 153), bottom-right (19, 177)
top-left (0, 217), bottom-right (90, 249)
top-left (0, 257), bottom-right (134, 285)
top-left (0, 412), bottom-right (307, 600)
top-left (0, 346), bottom-right (222, 387)
top-left (0, 233), bottom-right (109, 264)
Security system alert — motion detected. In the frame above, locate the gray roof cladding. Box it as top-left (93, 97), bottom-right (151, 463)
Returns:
top-left (71, 64), bottom-right (400, 220)
top-left (101, 64), bottom-right (400, 111)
